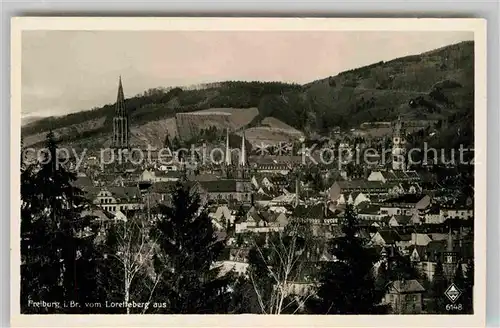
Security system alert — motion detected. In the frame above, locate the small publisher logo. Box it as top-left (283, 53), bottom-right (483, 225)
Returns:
top-left (445, 283), bottom-right (462, 303)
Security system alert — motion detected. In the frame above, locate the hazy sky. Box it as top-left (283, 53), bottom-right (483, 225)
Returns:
top-left (21, 30), bottom-right (473, 118)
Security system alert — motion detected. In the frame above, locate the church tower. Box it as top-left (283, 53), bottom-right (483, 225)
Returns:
top-left (392, 116), bottom-right (407, 171)
top-left (443, 226), bottom-right (458, 281)
top-left (236, 131), bottom-right (249, 179)
top-left (112, 76), bottom-right (130, 150)
top-left (240, 131), bottom-right (247, 167)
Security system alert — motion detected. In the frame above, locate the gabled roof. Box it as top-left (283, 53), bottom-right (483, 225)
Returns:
top-left (337, 180), bottom-right (387, 190)
top-left (409, 245), bottom-right (427, 259)
top-left (199, 180), bottom-right (238, 193)
top-left (108, 186), bottom-right (142, 202)
top-left (269, 176), bottom-right (288, 185)
top-left (377, 229), bottom-right (402, 243)
top-left (393, 170), bottom-right (408, 180)
top-left (391, 215), bottom-right (413, 225)
top-left (357, 203), bottom-right (381, 215)
top-left (382, 194), bottom-right (427, 205)
top-left (390, 279), bottom-right (425, 293)
top-left (73, 176), bottom-right (94, 189)
top-left (425, 240), bottom-right (447, 254)
top-left (188, 173), bottom-right (219, 182)
top-left (155, 170), bottom-right (183, 178)
top-left (291, 204), bottom-right (326, 219)
top-left (150, 181), bottom-right (178, 193)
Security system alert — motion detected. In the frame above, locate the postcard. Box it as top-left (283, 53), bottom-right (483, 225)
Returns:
top-left (11, 17), bottom-right (487, 327)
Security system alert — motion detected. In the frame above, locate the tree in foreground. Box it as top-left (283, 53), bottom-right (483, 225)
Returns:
top-left (452, 259), bottom-right (473, 314)
top-left (307, 204), bottom-right (388, 314)
top-left (245, 221), bottom-right (316, 314)
top-left (102, 212), bottom-right (159, 314)
top-left (426, 260), bottom-right (448, 314)
top-left (150, 182), bottom-right (234, 313)
top-left (21, 131), bottom-right (102, 313)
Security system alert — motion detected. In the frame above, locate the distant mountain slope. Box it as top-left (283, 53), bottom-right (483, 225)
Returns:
top-left (21, 41), bottom-right (474, 149)
top-left (301, 41), bottom-right (474, 132)
top-left (21, 115), bottom-right (45, 126)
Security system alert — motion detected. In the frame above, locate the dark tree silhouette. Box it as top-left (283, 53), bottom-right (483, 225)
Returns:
top-left (21, 131), bottom-right (102, 313)
top-left (307, 205), bottom-right (388, 314)
top-left (150, 182), bottom-right (234, 313)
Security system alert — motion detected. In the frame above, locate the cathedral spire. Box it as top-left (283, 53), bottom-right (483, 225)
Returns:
top-left (116, 76), bottom-right (126, 116)
top-left (112, 76), bottom-right (129, 149)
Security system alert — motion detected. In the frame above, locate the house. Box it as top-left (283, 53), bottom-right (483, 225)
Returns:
top-left (254, 163), bottom-right (291, 175)
top-left (328, 180), bottom-right (395, 202)
top-left (209, 205), bottom-right (236, 227)
top-left (357, 203), bottom-right (387, 224)
top-left (384, 279), bottom-right (425, 314)
top-left (349, 192), bottom-right (370, 206)
top-left (264, 176), bottom-right (289, 190)
top-left (198, 179), bottom-right (253, 203)
top-left (370, 230), bottom-right (402, 246)
top-left (93, 186), bottom-right (143, 213)
top-left (139, 169), bottom-right (182, 183)
top-left (332, 192), bottom-right (370, 207)
top-left (148, 181), bottom-right (183, 205)
top-left (268, 193), bottom-right (299, 207)
top-left (73, 175), bottom-right (95, 190)
top-left (409, 245), bottom-right (427, 263)
top-left (410, 233), bottom-right (433, 246)
top-left (379, 194), bottom-right (431, 217)
top-left (388, 215), bottom-right (413, 227)
top-left (368, 170), bottom-right (421, 183)
top-left (235, 209), bottom-right (288, 233)
top-left (423, 204), bottom-right (441, 224)
top-left (290, 204), bottom-right (338, 225)
top-left (440, 206), bottom-right (473, 221)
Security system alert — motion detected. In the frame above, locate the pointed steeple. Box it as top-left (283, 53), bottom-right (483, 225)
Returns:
top-left (112, 76), bottom-right (130, 150)
top-left (225, 128), bottom-right (232, 166)
top-left (116, 76), bottom-right (126, 116)
top-left (240, 131), bottom-right (247, 167)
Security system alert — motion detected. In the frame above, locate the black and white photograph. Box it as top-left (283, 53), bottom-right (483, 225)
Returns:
top-left (11, 17), bottom-right (487, 327)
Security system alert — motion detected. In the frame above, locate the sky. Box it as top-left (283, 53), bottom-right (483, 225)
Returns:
top-left (21, 30), bottom-right (473, 118)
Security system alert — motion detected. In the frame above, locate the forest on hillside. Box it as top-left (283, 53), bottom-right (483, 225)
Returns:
top-left (22, 41), bottom-right (474, 150)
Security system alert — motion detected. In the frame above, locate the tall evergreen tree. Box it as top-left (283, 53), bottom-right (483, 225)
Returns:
top-left (20, 131), bottom-right (102, 313)
top-left (307, 204), bottom-right (388, 314)
top-left (150, 182), bottom-right (234, 313)
top-left (426, 260), bottom-right (448, 314)
top-left (456, 260), bottom-right (474, 314)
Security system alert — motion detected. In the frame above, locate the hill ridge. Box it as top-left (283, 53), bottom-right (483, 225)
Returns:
top-left (21, 40), bottom-right (474, 150)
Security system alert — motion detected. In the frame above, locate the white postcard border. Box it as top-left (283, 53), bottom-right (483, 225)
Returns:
top-left (10, 17), bottom-right (487, 328)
